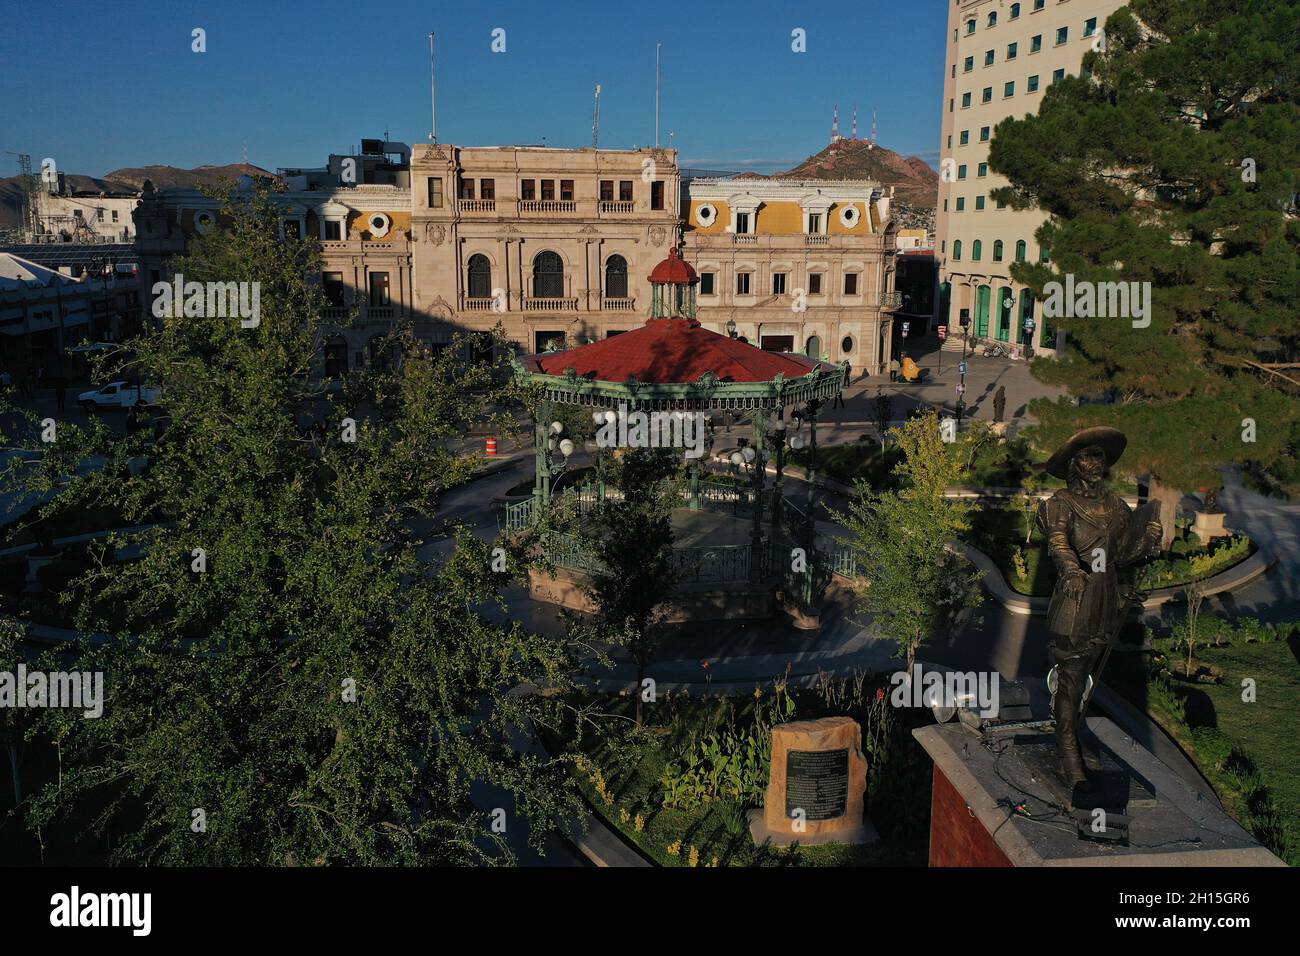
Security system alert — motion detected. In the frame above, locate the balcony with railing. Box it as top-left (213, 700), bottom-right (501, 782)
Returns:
top-left (458, 199), bottom-right (496, 214)
top-left (598, 200), bottom-right (635, 215)
top-left (523, 297), bottom-right (578, 312)
top-left (322, 306), bottom-right (349, 321)
top-left (876, 291), bottom-right (904, 309)
top-left (804, 234), bottom-right (830, 246)
top-left (367, 306), bottom-right (395, 320)
top-left (602, 297), bottom-right (635, 311)
top-left (519, 200), bottom-right (578, 214)
top-left (733, 234), bottom-right (758, 245)
top-left (462, 297), bottom-right (497, 312)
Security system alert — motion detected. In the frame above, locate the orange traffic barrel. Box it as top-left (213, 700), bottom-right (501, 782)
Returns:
top-left (486, 437), bottom-right (498, 456)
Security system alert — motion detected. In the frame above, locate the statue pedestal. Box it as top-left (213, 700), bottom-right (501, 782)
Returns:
top-left (912, 717), bottom-right (1285, 866)
top-left (1192, 509), bottom-right (1231, 543)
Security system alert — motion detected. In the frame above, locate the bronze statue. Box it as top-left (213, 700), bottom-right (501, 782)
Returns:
top-left (1036, 427), bottom-right (1162, 785)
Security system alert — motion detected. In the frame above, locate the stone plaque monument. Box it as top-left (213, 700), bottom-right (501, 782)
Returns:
top-left (748, 716), bottom-right (876, 846)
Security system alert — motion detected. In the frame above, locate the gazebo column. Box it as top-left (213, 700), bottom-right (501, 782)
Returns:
top-left (749, 407), bottom-right (769, 583)
top-left (801, 398), bottom-right (823, 610)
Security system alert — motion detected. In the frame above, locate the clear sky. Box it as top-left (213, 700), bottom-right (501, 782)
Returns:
top-left (0, 0), bottom-right (948, 179)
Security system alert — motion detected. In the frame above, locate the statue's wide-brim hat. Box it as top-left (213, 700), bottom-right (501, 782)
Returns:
top-left (1039, 426), bottom-right (1127, 479)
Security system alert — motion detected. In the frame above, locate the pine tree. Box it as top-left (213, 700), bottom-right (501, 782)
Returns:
top-left (988, 0), bottom-right (1300, 542)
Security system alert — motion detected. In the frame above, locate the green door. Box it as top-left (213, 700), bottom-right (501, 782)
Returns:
top-left (1018, 289), bottom-right (1033, 344)
top-left (976, 285), bottom-right (990, 337)
top-left (996, 288), bottom-right (1012, 341)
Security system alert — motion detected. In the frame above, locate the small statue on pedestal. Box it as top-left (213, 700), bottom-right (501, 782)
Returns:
top-left (1037, 427), bottom-right (1162, 786)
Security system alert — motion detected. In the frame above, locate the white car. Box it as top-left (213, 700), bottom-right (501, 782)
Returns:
top-left (78, 382), bottom-right (161, 413)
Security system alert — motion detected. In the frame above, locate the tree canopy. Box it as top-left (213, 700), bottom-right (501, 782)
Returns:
top-left (988, 0), bottom-right (1300, 504)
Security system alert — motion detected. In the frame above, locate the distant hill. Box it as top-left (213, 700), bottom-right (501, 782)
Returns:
top-left (102, 162), bottom-right (276, 191)
top-left (778, 139), bottom-right (938, 207)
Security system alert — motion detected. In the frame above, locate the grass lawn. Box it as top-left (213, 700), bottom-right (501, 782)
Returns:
top-left (1103, 618), bottom-right (1300, 865)
top-left (549, 680), bottom-right (932, 867)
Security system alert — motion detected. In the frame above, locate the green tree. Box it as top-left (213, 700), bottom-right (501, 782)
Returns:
top-left (579, 447), bottom-right (681, 726)
top-left (988, 0), bottom-right (1300, 544)
top-left (2, 186), bottom-right (584, 865)
top-left (836, 410), bottom-right (983, 676)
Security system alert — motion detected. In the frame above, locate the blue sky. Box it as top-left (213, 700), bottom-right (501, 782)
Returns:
top-left (0, 0), bottom-right (948, 178)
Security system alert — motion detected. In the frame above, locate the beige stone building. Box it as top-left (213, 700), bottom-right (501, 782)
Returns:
top-left (408, 143), bottom-right (681, 354)
top-left (936, 0), bottom-right (1125, 353)
top-left (682, 178), bottom-right (899, 376)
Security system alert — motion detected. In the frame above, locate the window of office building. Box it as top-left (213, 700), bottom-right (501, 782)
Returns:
top-left (985, 49), bottom-right (995, 66)
top-left (1027, 74), bottom-right (1040, 93)
top-left (323, 220), bottom-right (341, 241)
top-left (844, 273), bottom-right (858, 295)
top-left (993, 240), bottom-right (1004, 261)
top-left (987, 11), bottom-right (997, 27)
top-left (735, 212), bottom-right (751, 233)
top-left (1084, 17), bottom-right (1098, 37)
top-left (975, 195), bottom-right (986, 209)
top-left (459, 178), bottom-right (474, 200)
top-left (1010, 3), bottom-right (1020, 19)
top-left (368, 271), bottom-right (390, 307)
top-left (322, 272), bottom-right (345, 307)
top-left (958, 164), bottom-right (968, 179)
top-left (541, 179), bottom-right (555, 201)
top-left (1031, 34), bottom-right (1042, 52)
top-left (533, 251), bottom-right (564, 297)
top-left (960, 130), bottom-right (970, 145)
top-left (600, 180), bottom-right (614, 201)
top-left (964, 55), bottom-right (973, 72)
top-left (982, 87), bottom-right (993, 103)
top-left (809, 273), bottom-right (823, 294)
top-left (700, 272), bottom-right (715, 295)
top-left (480, 178), bottom-right (495, 200)
top-left (980, 126), bottom-right (991, 141)
top-left (953, 240), bottom-right (962, 260)
top-left (978, 162), bottom-right (988, 177)
top-left (956, 197), bottom-right (966, 211)
top-left (1056, 26), bottom-right (1068, 45)
top-left (972, 240), bottom-right (983, 261)
top-left (966, 18), bottom-right (976, 34)
top-left (1053, 68), bottom-right (1066, 83)
top-left (427, 176), bottom-right (443, 208)
top-left (1015, 239), bottom-right (1027, 262)
top-left (736, 272), bottom-right (752, 295)
top-left (651, 181), bottom-right (665, 209)
top-left (773, 272), bottom-right (787, 295)
top-left (1004, 80), bottom-right (1015, 97)
top-left (560, 179), bottom-right (574, 201)
top-left (605, 254), bottom-right (628, 298)
top-left (1007, 41), bottom-right (1018, 59)
top-left (467, 254), bottom-right (491, 298)
top-left (521, 179), bottom-right (535, 201)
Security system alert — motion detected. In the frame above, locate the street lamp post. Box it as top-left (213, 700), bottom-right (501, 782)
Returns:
top-left (956, 309), bottom-right (972, 424)
top-left (1023, 315), bottom-right (1036, 360)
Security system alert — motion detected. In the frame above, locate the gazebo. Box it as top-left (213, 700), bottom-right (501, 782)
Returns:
top-left (507, 248), bottom-right (849, 627)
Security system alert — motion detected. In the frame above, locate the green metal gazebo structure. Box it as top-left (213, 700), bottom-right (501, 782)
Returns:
top-left (506, 247), bottom-right (849, 623)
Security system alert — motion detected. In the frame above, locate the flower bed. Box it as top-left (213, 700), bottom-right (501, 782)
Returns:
top-left (548, 673), bottom-right (932, 867)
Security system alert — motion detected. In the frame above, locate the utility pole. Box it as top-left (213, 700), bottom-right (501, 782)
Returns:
top-left (654, 43), bottom-right (662, 147)
top-left (428, 32), bottom-right (437, 143)
top-left (592, 84), bottom-right (601, 149)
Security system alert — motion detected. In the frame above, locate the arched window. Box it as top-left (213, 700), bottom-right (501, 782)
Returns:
top-left (467, 254), bottom-right (491, 299)
top-left (993, 240), bottom-right (1004, 262)
top-left (987, 11), bottom-right (997, 27)
top-left (805, 335), bottom-right (822, 359)
top-left (532, 251), bottom-right (564, 298)
top-left (1015, 240), bottom-right (1027, 262)
top-left (972, 239), bottom-right (983, 261)
top-left (953, 240), bottom-right (963, 261)
top-left (604, 254), bottom-right (628, 299)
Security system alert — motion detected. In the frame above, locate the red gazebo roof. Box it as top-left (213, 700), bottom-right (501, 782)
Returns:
top-left (522, 317), bottom-right (831, 385)
top-left (648, 247), bottom-right (698, 285)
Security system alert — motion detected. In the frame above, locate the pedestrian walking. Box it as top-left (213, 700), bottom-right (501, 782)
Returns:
top-left (993, 384), bottom-right (1006, 423)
